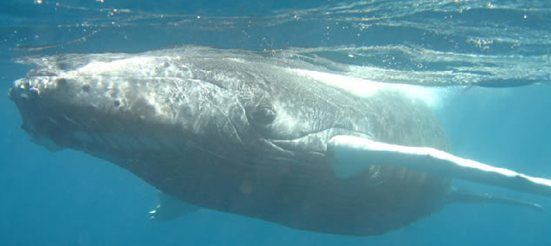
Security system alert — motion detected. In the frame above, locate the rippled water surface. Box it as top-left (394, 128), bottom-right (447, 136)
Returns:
top-left (2, 0), bottom-right (551, 85)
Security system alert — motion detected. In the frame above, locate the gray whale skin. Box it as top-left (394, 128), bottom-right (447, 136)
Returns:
top-left (9, 47), bottom-right (551, 236)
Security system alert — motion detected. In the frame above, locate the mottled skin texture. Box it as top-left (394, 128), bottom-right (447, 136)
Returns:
top-left (10, 47), bottom-right (450, 235)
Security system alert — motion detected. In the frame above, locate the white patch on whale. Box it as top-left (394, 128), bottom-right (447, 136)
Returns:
top-left (289, 68), bottom-right (446, 109)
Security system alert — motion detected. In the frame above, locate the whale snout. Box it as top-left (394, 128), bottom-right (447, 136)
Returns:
top-left (9, 78), bottom-right (63, 151)
top-left (9, 74), bottom-right (99, 151)
top-left (9, 72), bottom-right (72, 102)
top-left (8, 71), bottom-right (192, 156)
top-left (10, 79), bottom-right (36, 101)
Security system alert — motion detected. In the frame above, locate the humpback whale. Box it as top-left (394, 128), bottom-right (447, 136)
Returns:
top-left (9, 47), bottom-right (551, 235)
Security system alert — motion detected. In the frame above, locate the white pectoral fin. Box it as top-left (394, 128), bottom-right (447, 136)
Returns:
top-left (149, 192), bottom-right (199, 221)
top-left (327, 135), bottom-right (551, 197)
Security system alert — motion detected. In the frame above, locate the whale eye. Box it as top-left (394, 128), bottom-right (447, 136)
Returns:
top-left (251, 105), bottom-right (276, 125)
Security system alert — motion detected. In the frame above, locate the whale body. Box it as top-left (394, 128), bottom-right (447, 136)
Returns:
top-left (9, 47), bottom-right (551, 235)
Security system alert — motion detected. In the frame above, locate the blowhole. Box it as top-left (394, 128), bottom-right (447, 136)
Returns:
top-left (82, 84), bottom-right (91, 92)
top-left (113, 100), bottom-right (121, 107)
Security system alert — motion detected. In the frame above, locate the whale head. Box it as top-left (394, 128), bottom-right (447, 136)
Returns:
top-left (9, 50), bottom-right (374, 165)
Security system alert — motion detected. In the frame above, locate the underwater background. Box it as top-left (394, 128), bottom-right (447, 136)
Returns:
top-left (1, 0), bottom-right (550, 245)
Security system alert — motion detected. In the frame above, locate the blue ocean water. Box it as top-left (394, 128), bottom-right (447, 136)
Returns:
top-left (1, 1), bottom-right (550, 245)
